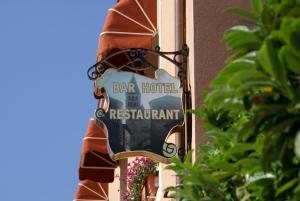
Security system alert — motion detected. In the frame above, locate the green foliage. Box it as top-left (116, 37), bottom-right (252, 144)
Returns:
top-left (167, 0), bottom-right (300, 200)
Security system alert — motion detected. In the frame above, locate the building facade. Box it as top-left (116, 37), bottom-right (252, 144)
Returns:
top-left (74, 0), bottom-right (248, 200)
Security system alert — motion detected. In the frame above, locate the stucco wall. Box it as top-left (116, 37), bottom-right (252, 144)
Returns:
top-left (109, 0), bottom-right (250, 200)
top-left (157, 0), bottom-right (178, 200)
top-left (188, 0), bottom-right (249, 156)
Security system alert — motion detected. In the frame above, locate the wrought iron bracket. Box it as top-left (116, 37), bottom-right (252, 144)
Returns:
top-left (87, 44), bottom-right (189, 81)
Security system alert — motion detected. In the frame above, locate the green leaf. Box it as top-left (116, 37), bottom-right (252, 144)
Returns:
top-left (235, 158), bottom-right (261, 173)
top-left (237, 119), bottom-right (256, 142)
top-left (275, 178), bottom-right (298, 197)
top-left (287, 6), bottom-right (300, 17)
top-left (184, 151), bottom-right (193, 166)
top-left (280, 18), bottom-right (300, 54)
top-left (212, 171), bottom-right (235, 180)
top-left (211, 59), bottom-right (255, 88)
top-left (213, 161), bottom-right (236, 172)
top-left (225, 7), bottom-right (257, 21)
top-left (251, 0), bottom-right (263, 15)
top-left (237, 80), bottom-right (280, 94)
top-left (227, 68), bottom-right (268, 88)
top-left (258, 39), bottom-right (288, 85)
top-left (280, 18), bottom-right (294, 41)
top-left (258, 40), bottom-right (275, 75)
top-left (279, 46), bottom-right (300, 74)
top-left (224, 26), bottom-right (262, 51)
top-left (294, 130), bottom-right (300, 159)
top-left (261, 3), bottom-right (272, 26)
top-left (225, 143), bottom-right (256, 159)
top-left (293, 184), bottom-right (300, 194)
top-left (290, 30), bottom-right (300, 54)
top-left (204, 88), bottom-right (235, 107)
top-left (247, 174), bottom-right (275, 198)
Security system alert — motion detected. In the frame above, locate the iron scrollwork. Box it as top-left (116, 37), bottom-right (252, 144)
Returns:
top-left (87, 44), bottom-right (189, 81)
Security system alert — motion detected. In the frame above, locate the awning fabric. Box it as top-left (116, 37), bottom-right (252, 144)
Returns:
top-left (97, 0), bottom-right (157, 60)
top-left (74, 0), bottom-right (158, 198)
top-left (93, 0), bottom-right (158, 94)
top-left (79, 118), bottom-right (118, 183)
top-left (74, 180), bottom-right (109, 201)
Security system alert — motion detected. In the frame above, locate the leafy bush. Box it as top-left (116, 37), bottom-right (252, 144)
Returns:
top-left (167, 0), bottom-right (300, 200)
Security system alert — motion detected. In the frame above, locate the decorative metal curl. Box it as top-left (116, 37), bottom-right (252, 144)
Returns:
top-left (177, 147), bottom-right (186, 158)
top-left (87, 44), bottom-right (189, 81)
top-left (163, 142), bottom-right (177, 158)
top-left (129, 48), bottom-right (147, 58)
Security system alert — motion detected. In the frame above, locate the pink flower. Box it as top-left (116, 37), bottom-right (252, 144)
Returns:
top-left (123, 157), bottom-right (158, 200)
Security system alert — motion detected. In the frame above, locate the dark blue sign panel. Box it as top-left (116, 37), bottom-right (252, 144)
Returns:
top-left (94, 69), bottom-right (184, 163)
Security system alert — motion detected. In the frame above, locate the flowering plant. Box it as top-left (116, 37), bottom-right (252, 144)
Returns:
top-left (122, 157), bottom-right (158, 201)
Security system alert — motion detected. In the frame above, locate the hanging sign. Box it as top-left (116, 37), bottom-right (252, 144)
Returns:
top-left (94, 68), bottom-right (184, 163)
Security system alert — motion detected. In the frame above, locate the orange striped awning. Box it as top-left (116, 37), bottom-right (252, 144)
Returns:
top-left (79, 118), bottom-right (118, 183)
top-left (97, 0), bottom-right (157, 60)
top-left (93, 0), bottom-right (158, 95)
top-left (74, 180), bottom-right (109, 201)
